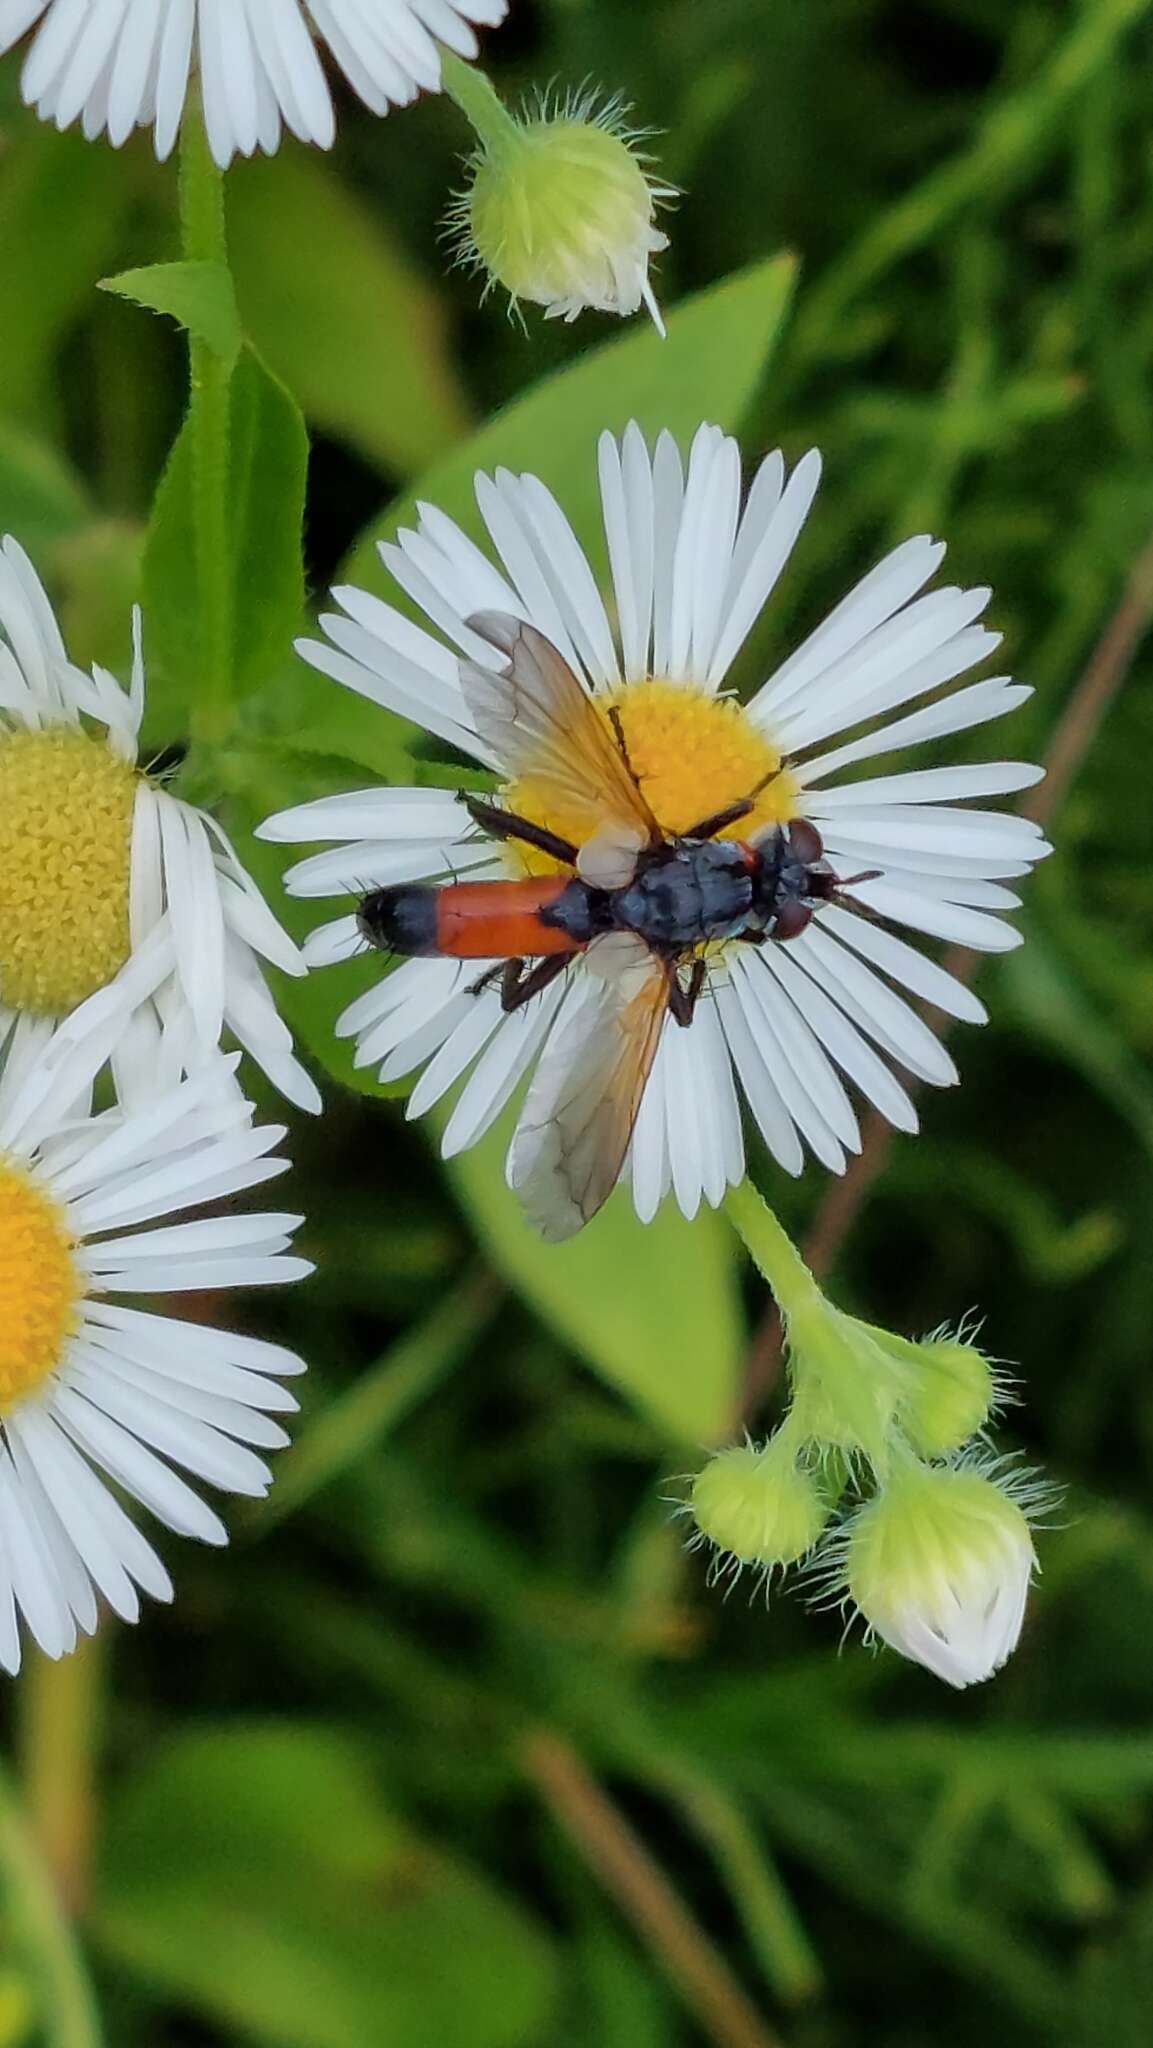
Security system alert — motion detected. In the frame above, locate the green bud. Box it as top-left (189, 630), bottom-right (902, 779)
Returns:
top-left (901, 1337), bottom-right (997, 1457)
top-left (835, 1456), bottom-right (1044, 1689)
top-left (691, 1437), bottom-right (831, 1570)
top-left (451, 91), bottom-right (671, 328)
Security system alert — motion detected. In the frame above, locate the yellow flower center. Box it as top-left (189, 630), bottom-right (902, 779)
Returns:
top-left (0, 729), bottom-right (136, 1015)
top-left (0, 1160), bottom-right (81, 1410)
top-left (505, 679), bottom-right (799, 875)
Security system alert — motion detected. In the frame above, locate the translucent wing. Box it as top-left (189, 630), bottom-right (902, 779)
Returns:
top-left (509, 936), bottom-right (669, 1242)
top-left (461, 612), bottom-right (659, 849)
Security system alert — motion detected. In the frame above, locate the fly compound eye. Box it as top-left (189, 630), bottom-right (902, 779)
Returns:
top-left (787, 817), bottom-right (824, 866)
top-left (773, 898), bottom-right (813, 943)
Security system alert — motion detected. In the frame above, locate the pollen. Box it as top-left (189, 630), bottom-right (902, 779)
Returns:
top-left (0, 729), bottom-right (137, 1015)
top-left (505, 679), bottom-right (799, 875)
top-left (0, 1161), bottom-right (80, 1410)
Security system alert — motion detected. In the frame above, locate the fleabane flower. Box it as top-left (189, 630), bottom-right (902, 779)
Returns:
top-left (0, 0), bottom-right (507, 168)
top-left (0, 537), bottom-right (318, 1114)
top-left (260, 421), bottom-right (1049, 1236)
top-left (824, 1454), bottom-right (1046, 1689)
top-left (0, 1017), bottom-right (310, 1675)
top-left (450, 88), bottom-right (672, 329)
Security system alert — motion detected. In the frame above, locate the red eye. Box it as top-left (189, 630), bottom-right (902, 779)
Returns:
top-left (787, 818), bottom-right (824, 866)
top-left (773, 899), bottom-right (813, 943)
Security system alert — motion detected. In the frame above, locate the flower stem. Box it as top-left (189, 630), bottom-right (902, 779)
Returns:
top-left (18, 1640), bottom-right (103, 1919)
top-left (725, 1183), bottom-right (825, 1324)
top-left (0, 1704), bottom-right (103, 2048)
top-left (440, 53), bottom-right (523, 161)
top-left (179, 101), bottom-right (234, 746)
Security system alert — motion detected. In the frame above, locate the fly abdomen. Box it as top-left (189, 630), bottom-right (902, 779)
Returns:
top-left (358, 885), bottom-right (440, 956)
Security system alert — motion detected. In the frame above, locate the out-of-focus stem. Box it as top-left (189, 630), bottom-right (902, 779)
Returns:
top-left (0, 1742), bottom-right (102, 2047)
top-left (18, 1639), bottom-right (103, 1919)
top-left (178, 101), bottom-right (233, 746)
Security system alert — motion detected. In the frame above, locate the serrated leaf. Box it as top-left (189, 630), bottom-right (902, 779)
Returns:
top-left (142, 344), bottom-right (307, 739)
top-left (100, 259), bottom-right (241, 367)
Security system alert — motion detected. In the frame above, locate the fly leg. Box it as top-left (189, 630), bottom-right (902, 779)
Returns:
top-left (683, 765), bottom-right (788, 843)
top-left (497, 953), bottom-right (573, 1013)
top-left (666, 954), bottom-right (708, 1028)
top-left (458, 792), bottom-right (578, 867)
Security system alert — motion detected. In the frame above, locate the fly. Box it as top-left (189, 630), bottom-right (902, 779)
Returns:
top-left (356, 613), bottom-right (867, 1240)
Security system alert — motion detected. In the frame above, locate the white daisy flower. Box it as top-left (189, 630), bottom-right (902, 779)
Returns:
top-left (0, 0), bottom-right (508, 168)
top-left (0, 536), bottom-right (319, 1115)
top-left (259, 421), bottom-right (1049, 1238)
top-left (0, 1018), bottom-right (309, 1675)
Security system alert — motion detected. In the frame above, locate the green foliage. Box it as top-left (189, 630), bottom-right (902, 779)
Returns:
top-left (95, 1725), bottom-right (558, 2048)
top-left (442, 1115), bottom-right (741, 1443)
top-left (4, 0), bottom-right (1153, 2043)
top-left (143, 346), bottom-right (308, 730)
top-left (227, 147), bottom-right (474, 474)
top-left (100, 260), bottom-right (242, 368)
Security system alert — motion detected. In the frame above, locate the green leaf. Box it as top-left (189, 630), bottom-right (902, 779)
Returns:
top-left (95, 1724), bottom-right (557, 2048)
top-left (142, 344), bottom-right (308, 737)
top-left (440, 1110), bottom-right (741, 1444)
top-left (342, 252), bottom-right (798, 594)
top-left (228, 147), bottom-right (473, 475)
top-left (100, 260), bottom-right (241, 367)
top-left (1000, 929), bottom-right (1153, 1165)
top-left (0, 126), bottom-right (128, 420)
top-left (0, 420), bottom-right (91, 551)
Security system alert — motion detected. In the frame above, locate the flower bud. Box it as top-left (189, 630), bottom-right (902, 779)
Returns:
top-left (898, 1335), bottom-right (998, 1458)
top-left (691, 1437), bottom-right (833, 1572)
top-left (838, 1459), bottom-right (1041, 1688)
top-left (453, 92), bottom-right (671, 329)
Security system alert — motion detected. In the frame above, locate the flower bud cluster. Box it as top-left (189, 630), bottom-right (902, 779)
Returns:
top-left (689, 1195), bottom-right (1053, 1689)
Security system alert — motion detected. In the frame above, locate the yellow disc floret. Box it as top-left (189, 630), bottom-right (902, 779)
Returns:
top-left (505, 679), bottom-right (799, 876)
top-left (0, 729), bottom-right (136, 1014)
top-left (0, 1160), bottom-right (80, 1410)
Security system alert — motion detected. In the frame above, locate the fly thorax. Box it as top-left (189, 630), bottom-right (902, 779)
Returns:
top-left (612, 842), bottom-right (753, 946)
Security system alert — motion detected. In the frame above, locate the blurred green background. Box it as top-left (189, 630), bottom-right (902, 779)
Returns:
top-left (5, 0), bottom-right (1153, 2042)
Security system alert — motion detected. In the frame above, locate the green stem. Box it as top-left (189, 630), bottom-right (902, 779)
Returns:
top-left (725, 1184), bottom-right (825, 1324)
top-left (179, 101), bottom-right (233, 745)
top-left (0, 1742), bottom-right (103, 2048)
top-left (440, 53), bottom-right (524, 160)
top-left (18, 1641), bottom-right (103, 1920)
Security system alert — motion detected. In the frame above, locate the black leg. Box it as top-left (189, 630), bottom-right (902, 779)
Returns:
top-left (498, 953), bottom-right (573, 1014)
top-left (458, 791), bottom-right (578, 867)
top-left (682, 795), bottom-right (756, 842)
top-left (667, 954), bottom-right (708, 1028)
top-left (607, 704), bottom-right (640, 782)
top-left (684, 766), bottom-right (786, 843)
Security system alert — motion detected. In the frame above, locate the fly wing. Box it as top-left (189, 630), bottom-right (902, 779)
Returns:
top-left (461, 612), bottom-right (659, 852)
top-left (508, 936), bottom-right (669, 1242)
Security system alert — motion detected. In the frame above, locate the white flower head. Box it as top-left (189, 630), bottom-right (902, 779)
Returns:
top-left (0, 1015), bottom-right (310, 1674)
top-left (0, 537), bottom-right (319, 1115)
top-left (449, 87), bottom-right (673, 330)
top-left (260, 420), bottom-right (1050, 1239)
top-left (0, 0), bottom-right (508, 168)
top-left (821, 1454), bottom-right (1049, 1689)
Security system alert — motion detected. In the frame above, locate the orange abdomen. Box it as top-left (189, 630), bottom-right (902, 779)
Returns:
top-left (435, 878), bottom-right (581, 959)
